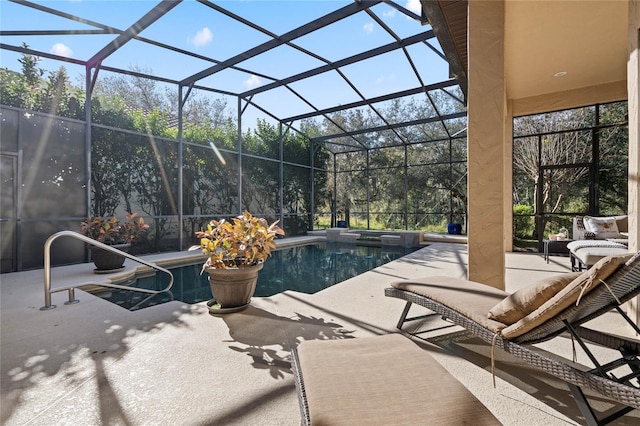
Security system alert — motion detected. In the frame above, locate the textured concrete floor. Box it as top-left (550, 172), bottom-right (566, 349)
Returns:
top-left (1, 241), bottom-right (638, 425)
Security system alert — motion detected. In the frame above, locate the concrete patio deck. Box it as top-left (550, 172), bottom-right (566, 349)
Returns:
top-left (1, 241), bottom-right (638, 425)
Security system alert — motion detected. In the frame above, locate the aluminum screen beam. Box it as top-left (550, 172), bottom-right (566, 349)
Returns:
top-left (0, 42), bottom-right (86, 66)
top-left (198, 0), bottom-right (330, 65)
top-left (0, 41), bottom-right (260, 99)
top-left (86, 0), bottom-right (182, 69)
top-left (7, 1), bottom-right (280, 87)
top-left (9, 0), bottom-right (119, 32)
top-left (313, 111), bottom-right (466, 142)
top-left (382, 0), bottom-right (426, 23)
top-left (284, 80), bottom-right (458, 122)
top-left (241, 30), bottom-right (434, 98)
top-left (180, 0), bottom-right (383, 86)
top-left (1, 30), bottom-right (108, 36)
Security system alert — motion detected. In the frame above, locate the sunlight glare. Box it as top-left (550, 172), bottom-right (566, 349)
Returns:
top-left (208, 140), bottom-right (227, 165)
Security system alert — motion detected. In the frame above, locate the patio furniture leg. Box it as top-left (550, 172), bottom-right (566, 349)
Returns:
top-left (569, 384), bottom-right (635, 426)
top-left (397, 301), bottom-right (412, 329)
top-left (395, 301), bottom-right (440, 331)
top-left (570, 251), bottom-right (585, 272)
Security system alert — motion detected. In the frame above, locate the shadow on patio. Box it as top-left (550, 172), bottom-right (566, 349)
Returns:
top-left (2, 243), bottom-right (639, 425)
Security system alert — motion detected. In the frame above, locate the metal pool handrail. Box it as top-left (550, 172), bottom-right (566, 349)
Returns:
top-left (41, 230), bottom-right (174, 310)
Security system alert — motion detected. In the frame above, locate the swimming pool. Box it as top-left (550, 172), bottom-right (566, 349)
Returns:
top-left (94, 242), bottom-right (419, 310)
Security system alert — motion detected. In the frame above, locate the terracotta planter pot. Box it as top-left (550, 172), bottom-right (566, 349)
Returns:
top-left (205, 262), bottom-right (263, 310)
top-left (89, 243), bottom-right (131, 272)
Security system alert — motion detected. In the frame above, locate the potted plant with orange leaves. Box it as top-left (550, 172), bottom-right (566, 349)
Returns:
top-left (194, 211), bottom-right (284, 313)
top-left (80, 212), bottom-right (149, 273)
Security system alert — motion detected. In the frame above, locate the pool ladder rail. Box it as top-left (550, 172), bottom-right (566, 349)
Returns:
top-left (41, 230), bottom-right (175, 310)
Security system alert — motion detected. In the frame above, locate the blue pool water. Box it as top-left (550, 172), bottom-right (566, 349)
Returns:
top-left (96, 242), bottom-right (419, 310)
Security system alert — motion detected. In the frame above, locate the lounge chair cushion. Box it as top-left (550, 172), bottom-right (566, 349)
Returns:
top-left (295, 334), bottom-right (501, 425)
top-left (391, 276), bottom-right (509, 333)
top-left (568, 240), bottom-right (629, 268)
top-left (501, 253), bottom-right (633, 339)
top-left (488, 272), bottom-right (583, 325)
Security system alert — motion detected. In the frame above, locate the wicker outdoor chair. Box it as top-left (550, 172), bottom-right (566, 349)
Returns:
top-left (385, 252), bottom-right (640, 426)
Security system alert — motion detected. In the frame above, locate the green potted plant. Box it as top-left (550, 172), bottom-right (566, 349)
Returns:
top-left (194, 211), bottom-right (284, 313)
top-left (80, 212), bottom-right (149, 273)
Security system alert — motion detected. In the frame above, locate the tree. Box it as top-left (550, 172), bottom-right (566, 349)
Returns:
top-left (512, 103), bottom-right (628, 241)
top-left (18, 42), bottom-right (44, 87)
top-left (597, 102), bottom-right (629, 214)
top-left (0, 68), bottom-right (28, 108)
top-left (39, 67), bottom-right (73, 117)
top-left (96, 66), bottom-right (168, 113)
top-left (513, 131), bottom-right (591, 215)
top-left (1, 45), bottom-right (80, 118)
top-left (0, 50), bottom-right (333, 245)
top-left (323, 91), bottom-right (467, 230)
top-left (166, 89), bottom-right (231, 130)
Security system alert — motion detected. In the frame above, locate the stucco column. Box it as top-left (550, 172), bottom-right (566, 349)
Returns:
top-left (504, 101), bottom-right (514, 253)
top-left (467, 0), bottom-right (507, 289)
top-left (627, 0), bottom-right (640, 324)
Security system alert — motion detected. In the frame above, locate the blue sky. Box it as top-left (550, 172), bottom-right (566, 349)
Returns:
top-left (1, 0), bottom-right (451, 128)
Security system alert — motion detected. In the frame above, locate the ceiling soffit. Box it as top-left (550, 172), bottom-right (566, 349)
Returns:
top-left (419, 0), bottom-right (628, 106)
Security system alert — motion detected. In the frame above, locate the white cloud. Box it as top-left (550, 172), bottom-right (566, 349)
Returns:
top-left (375, 73), bottom-right (397, 84)
top-left (50, 43), bottom-right (72, 57)
top-left (363, 22), bottom-right (374, 34)
top-left (405, 0), bottom-right (422, 15)
top-left (189, 27), bottom-right (213, 47)
top-left (244, 75), bottom-right (261, 89)
top-left (383, 9), bottom-right (396, 18)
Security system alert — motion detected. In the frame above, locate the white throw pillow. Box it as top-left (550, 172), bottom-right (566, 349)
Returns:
top-left (583, 216), bottom-right (620, 239)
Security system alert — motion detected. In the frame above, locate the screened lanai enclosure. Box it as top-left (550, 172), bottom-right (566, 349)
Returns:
top-left (512, 101), bottom-right (629, 252)
top-left (0, 0), bottom-right (468, 272)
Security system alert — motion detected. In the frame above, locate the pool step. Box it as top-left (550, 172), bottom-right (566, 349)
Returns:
top-left (326, 227), bottom-right (361, 243)
top-left (381, 234), bottom-right (402, 245)
top-left (337, 232), bottom-right (361, 243)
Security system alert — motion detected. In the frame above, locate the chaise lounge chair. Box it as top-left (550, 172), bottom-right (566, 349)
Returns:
top-left (385, 252), bottom-right (640, 426)
top-left (568, 216), bottom-right (630, 271)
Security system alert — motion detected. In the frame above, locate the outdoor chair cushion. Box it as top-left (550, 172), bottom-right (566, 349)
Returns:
top-left (391, 276), bottom-right (509, 334)
top-left (293, 334), bottom-right (501, 425)
top-left (568, 240), bottom-right (629, 269)
top-left (488, 271), bottom-right (582, 325)
top-left (500, 252), bottom-right (633, 339)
